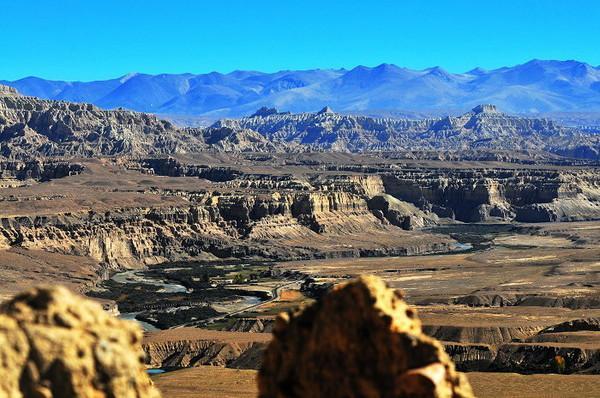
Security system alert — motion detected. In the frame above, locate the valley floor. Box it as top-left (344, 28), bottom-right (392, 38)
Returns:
top-left (152, 367), bottom-right (600, 398)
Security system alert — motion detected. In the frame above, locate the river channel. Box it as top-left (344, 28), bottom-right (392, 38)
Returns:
top-left (107, 223), bottom-right (517, 331)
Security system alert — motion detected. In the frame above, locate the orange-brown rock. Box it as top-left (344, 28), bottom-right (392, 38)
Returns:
top-left (258, 275), bottom-right (474, 398)
top-left (0, 286), bottom-right (160, 398)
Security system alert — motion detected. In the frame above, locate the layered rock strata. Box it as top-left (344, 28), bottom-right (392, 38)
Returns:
top-left (0, 90), bottom-right (287, 160)
top-left (143, 329), bottom-right (270, 370)
top-left (0, 190), bottom-right (451, 266)
top-left (3, 86), bottom-right (600, 160)
top-left (0, 159), bottom-right (83, 181)
top-left (0, 92), bottom-right (196, 159)
top-left (382, 168), bottom-right (600, 222)
top-left (142, 157), bottom-right (600, 224)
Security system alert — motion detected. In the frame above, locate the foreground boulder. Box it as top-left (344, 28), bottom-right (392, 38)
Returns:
top-left (0, 286), bottom-right (160, 398)
top-left (258, 275), bottom-right (473, 398)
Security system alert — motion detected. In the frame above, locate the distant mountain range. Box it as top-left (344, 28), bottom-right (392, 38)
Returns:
top-left (3, 82), bottom-right (600, 161)
top-left (2, 60), bottom-right (600, 122)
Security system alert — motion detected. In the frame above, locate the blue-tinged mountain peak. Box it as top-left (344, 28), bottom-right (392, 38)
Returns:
top-left (471, 104), bottom-right (499, 114)
top-left (425, 66), bottom-right (452, 76)
top-left (3, 59), bottom-right (600, 117)
top-left (119, 72), bottom-right (139, 83)
top-left (467, 67), bottom-right (487, 75)
top-left (317, 106), bottom-right (334, 114)
top-left (373, 63), bottom-right (401, 72)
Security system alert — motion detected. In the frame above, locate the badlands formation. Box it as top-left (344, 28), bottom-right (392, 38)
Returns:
top-left (1, 84), bottom-right (600, 396)
top-left (3, 83), bottom-right (600, 159)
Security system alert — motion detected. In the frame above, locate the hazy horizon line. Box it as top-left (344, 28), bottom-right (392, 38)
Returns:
top-left (4, 58), bottom-right (598, 83)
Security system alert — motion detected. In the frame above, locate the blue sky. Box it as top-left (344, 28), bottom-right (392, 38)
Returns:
top-left (2, 0), bottom-right (599, 81)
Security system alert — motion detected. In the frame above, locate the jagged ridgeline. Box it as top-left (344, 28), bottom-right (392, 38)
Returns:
top-left (217, 104), bottom-right (600, 157)
top-left (2, 83), bottom-right (600, 159)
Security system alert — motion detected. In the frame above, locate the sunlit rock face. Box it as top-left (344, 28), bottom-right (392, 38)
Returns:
top-left (0, 286), bottom-right (160, 398)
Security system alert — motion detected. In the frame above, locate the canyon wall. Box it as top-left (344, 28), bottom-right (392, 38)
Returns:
top-left (4, 157), bottom-right (600, 272)
top-left (0, 189), bottom-right (447, 268)
top-left (382, 168), bottom-right (600, 222)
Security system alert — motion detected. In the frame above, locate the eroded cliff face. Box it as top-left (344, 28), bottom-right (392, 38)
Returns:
top-left (382, 168), bottom-right (600, 222)
top-left (143, 337), bottom-right (268, 369)
top-left (5, 156), bottom-right (600, 270)
top-left (0, 92), bottom-right (293, 160)
top-left (0, 188), bottom-right (444, 267)
top-left (0, 84), bottom-right (19, 96)
top-left (0, 159), bottom-right (83, 181)
top-left (290, 191), bottom-right (379, 234)
top-left (143, 157), bottom-right (600, 225)
top-left (0, 159), bottom-right (84, 190)
top-left (5, 87), bottom-right (600, 160)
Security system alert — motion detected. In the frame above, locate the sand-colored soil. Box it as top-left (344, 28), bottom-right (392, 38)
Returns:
top-left (152, 367), bottom-right (257, 398)
top-left (143, 328), bottom-right (272, 345)
top-left (151, 367), bottom-right (600, 398)
top-left (276, 234), bottom-right (600, 305)
top-left (468, 372), bottom-right (600, 398)
top-left (0, 248), bottom-right (100, 301)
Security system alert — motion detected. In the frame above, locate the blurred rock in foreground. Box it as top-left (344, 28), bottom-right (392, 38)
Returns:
top-left (0, 286), bottom-right (160, 398)
top-left (259, 275), bottom-right (474, 398)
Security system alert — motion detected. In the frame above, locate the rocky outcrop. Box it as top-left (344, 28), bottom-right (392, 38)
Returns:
top-left (0, 286), bottom-right (160, 398)
top-left (258, 275), bottom-right (474, 398)
top-left (0, 94), bottom-right (287, 160)
top-left (1, 184), bottom-right (450, 266)
top-left (0, 159), bottom-right (83, 181)
top-left (451, 293), bottom-right (600, 309)
top-left (142, 328), bottom-right (270, 370)
top-left (140, 157), bottom-right (600, 225)
top-left (189, 126), bottom-right (288, 152)
top-left (539, 318), bottom-right (600, 334)
top-left (450, 293), bottom-right (520, 307)
top-left (290, 191), bottom-right (381, 234)
top-left (471, 104), bottom-right (498, 114)
top-left (423, 325), bottom-right (544, 346)
top-left (144, 339), bottom-right (268, 369)
top-left (0, 84), bottom-right (19, 97)
top-left (3, 90), bottom-right (600, 160)
top-left (0, 94), bottom-right (199, 160)
top-left (492, 343), bottom-right (600, 374)
top-left (443, 343), bottom-right (497, 372)
top-left (368, 193), bottom-right (438, 230)
top-left (140, 157), bottom-right (241, 181)
top-left (250, 107), bottom-right (290, 118)
top-left (224, 317), bottom-right (275, 333)
top-left (430, 318), bottom-right (600, 374)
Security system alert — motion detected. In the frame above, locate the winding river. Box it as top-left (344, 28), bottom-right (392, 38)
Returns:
top-left (112, 269), bottom-right (265, 331)
top-left (114, 224), bottom-right (505, 331)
